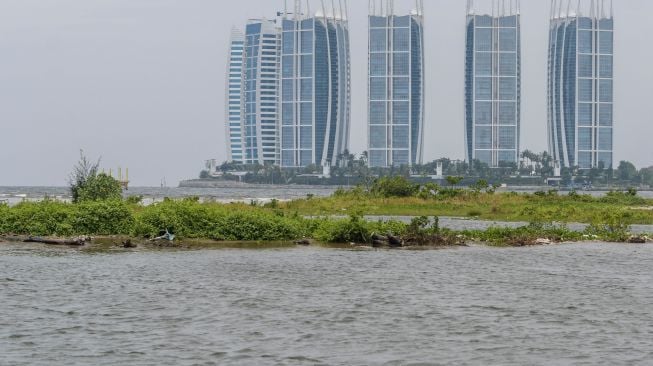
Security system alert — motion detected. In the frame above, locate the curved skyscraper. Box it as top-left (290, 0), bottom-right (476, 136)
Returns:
top-left (368, 0), bottom-right (425, 168)
top-left (280, 1), bottom-right (351, 168)
top-left (547, 0), bottom-right (614, 169)
top-left (243, 19), bottom-right (281, 165)
top-left (225, 28), bottom-right (245, 163)
top-left (464, 0), bottom-right (521, 168)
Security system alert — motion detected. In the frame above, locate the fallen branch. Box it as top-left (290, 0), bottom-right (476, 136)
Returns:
top-left (23, 236), bottom-right (88, 246)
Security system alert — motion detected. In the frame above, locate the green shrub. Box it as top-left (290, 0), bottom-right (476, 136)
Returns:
top-left (73, 200), bottom-right (134, 235)
top-left (370, 176), bottom-right (418, 198)
top-left (585, 210), bottom-right (632, 242)
top-left (133, 200), bottom-right (307, 241)
top-left (311, 214), bottom-right (406, 243)
top-left (1, 201), bottom-right (76, 236)
top-left (77, 173), bottom-right (122, 203)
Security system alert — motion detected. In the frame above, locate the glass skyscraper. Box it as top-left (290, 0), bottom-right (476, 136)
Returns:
top-left (465, 1), bottom-right (521, 168)
top-left (368, 1), bottom-right (425, 168)
top-left (280, 2), bottom-right (351, 168)
top-left (547, 0), bottom-right (614, 169)
top-left (243, 19), bottom-right (281, 165)
top-left (225, 28), bottom-right (245, 163)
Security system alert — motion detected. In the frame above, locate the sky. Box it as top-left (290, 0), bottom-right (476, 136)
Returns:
top-left (0, 0), bottom-right (651, 186)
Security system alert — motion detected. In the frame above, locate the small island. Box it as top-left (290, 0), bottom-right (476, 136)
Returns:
top-left (1, 154), bottom-right (651, 250)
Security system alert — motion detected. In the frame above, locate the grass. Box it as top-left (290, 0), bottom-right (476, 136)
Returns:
top-left (278, 190), bottom-right (653, 225)
top-left (0, 186), bottom-right (651, 247)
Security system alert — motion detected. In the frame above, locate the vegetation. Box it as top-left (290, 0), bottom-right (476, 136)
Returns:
top-left (206, 151), bottom-right (653, 189)
top-left (279, 177), bottom-right (653, 226)
top-left (69, 151), bottom-right (122, 203)
top-left (1, 177), bottom-right (650, 246)
top-left (1, 157), bottom-right (651, 247)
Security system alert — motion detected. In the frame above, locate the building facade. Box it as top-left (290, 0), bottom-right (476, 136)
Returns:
top-left (242, 19), bottom-right (281, 165)
top-left (547, 0), bottom-right (614, 169)
top-left (280, 2), bottom-right (351, 168)
top-left (465, 1), bottom-right (521, 168)
top-left (368, 1), bottom-right (425, 168)
top-left (225, 28), bottom-right (245, 163)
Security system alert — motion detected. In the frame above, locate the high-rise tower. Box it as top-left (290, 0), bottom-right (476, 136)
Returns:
top-left (465, 0), bottom-right (521, 168)
top-left (547, 0), bottom-right (614, 169)
top-left (225, 28), bottom-right (245, 163)
top-left (368, 0), bottom-right (425, 168)
top-left (279, 0), bottom-right (351, 168)
top-left (243, 19), bottom-right (281, 165)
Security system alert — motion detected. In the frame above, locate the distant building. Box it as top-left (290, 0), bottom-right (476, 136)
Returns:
top-left (465, 0), bottom-right (521, 168)
top-left (368, 0), bottom-right (425, 168)
top-left (243, 19), bottom-right (281, 165)
top-left (225, 28), bottom-right (245, 163)
top-left (279, 1), bottom-right (351, 168)
top-left (547, 0), bottom-right (614, 169)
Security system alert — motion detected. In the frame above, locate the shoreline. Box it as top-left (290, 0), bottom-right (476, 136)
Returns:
top-left (2, 232), bottom-right (650, 251)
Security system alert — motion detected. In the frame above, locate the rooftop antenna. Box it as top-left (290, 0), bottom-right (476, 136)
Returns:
top-left (344, 0), bottom-right (350, 22)
top-left (294, 0), bottom-right (300, 20)
top-left (516, 0), bottom-right (520, 14)
top-left (331, 0), bottom-right (337, 20)
top-left (339, 0), bottom-right (344, 20)
top-left (610, 0), bottom-right (613, 17)
top-left (284, 0), bottom-right (288, 18)
top-left (306, 0), bottom-right (311, 17)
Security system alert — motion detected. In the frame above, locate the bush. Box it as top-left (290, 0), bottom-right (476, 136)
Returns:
top-left (133, 200), bottom-right (307, 241)
top-left (77, 174), bottom-right (123, 202)
top-left (1, 201), bottom-right (77, 236)
top-left (370, 176), bottom-right (418, 198)
top-left (585, 210), bottom-right (632, 242)
top-left (73, 200), bottom-right (134, 235)
top-left (0, 200), bottom-right (134, 237)
top-left (311, 214), bottom-right (406, 243)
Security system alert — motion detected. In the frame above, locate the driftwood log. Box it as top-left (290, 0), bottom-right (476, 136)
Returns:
top-left (24, 237), bottom-right (87, 246)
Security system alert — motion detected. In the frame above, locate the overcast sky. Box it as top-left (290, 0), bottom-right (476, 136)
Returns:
top-left (0, 0), bottom-right (651, 186)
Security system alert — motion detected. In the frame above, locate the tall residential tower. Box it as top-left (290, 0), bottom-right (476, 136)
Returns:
top-left (368, 0), bottom-right (425, 168)
top-left (279, 0), bottom-right (351, 168)
top-left (465, 0), bottom-right (521, 168)
top-left (225, 28), bottom-right (245, 163)
top-left (243, 19), bottom-right (281, 165)
top-left (547, 0), bottom-right (614, 169)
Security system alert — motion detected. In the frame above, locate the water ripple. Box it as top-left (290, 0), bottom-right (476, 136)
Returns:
top-left (1, 243), bottom-right (652, 365)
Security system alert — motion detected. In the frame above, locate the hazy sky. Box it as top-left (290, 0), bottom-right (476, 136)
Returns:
top-left (1, 0), bottom-right (651, 186)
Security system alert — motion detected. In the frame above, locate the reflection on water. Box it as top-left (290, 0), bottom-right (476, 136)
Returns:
top-left (1, 243), bottom-right (653, 365)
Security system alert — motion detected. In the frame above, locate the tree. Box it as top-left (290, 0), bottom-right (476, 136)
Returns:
top-left (446, 176), bottom-right (464, 187)
top-left (617, 161), bottom-right (638, 182)
top-left (69, 150), bottom-right (122, 203)
top-left (640, 167), bottom-right (653, 186)
top-left (77, 173), bottom-right (122, 202)
top-left (69, 150), bottom-right (101, 203)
